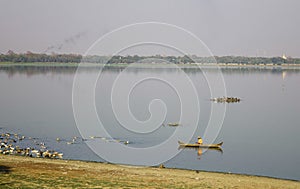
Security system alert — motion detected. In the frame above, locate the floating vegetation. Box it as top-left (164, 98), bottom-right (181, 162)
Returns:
top-left (89, 136), bottom-right (130, 145)
top-left (0, 128), bottom-right (131, 160)
top-left (167, 123), bottom-right (181, 127)
top-left (211, 97), bottom-right (241, 103)
top-left (0, 132), bottom-right (63, 159)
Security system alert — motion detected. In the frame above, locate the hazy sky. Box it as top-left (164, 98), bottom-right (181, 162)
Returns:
top-left (0, 0), bottom-right (299, 57)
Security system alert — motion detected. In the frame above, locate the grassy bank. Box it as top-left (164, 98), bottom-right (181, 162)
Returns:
top-left (0, 155), bottom-right (299, 188)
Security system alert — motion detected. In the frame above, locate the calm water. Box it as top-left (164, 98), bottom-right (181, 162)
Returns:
top-left (0, 65), bottom-right (300, 180)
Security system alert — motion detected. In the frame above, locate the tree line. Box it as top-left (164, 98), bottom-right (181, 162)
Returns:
top-left (1, 51), bottom-right (299, 65)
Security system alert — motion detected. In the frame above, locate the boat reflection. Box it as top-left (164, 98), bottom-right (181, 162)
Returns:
top-left (178, 145), bottom-right (223, 159)
top-left (178, 145), bottom-right (223, 153)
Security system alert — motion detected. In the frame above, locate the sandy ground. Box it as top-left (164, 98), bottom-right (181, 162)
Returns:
top-left (0, 155), bottom-right (299, 189)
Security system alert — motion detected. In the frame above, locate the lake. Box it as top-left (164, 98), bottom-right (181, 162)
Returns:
top-left (0, 65), bottom-right (299, 180)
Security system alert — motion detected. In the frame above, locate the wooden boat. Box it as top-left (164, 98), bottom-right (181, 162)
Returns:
top-left (178, 141), bottom-right (223, 148)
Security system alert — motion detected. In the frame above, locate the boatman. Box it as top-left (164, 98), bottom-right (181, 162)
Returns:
top-left (197, 136), bottom-right (203, 144)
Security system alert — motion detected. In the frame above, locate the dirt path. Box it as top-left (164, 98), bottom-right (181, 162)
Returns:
top-left (0, 155), bottom-right (299, 189)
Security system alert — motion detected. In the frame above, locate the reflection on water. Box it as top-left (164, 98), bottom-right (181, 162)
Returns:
top-left (0, 65), bottom-right (300, 180)
top-left (1, 65), bottom-right (300, 76)
top-left (178, 147), bottom-right (223, 158)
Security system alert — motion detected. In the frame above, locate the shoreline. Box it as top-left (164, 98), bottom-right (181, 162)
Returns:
top-left (1, 61), bottom-right (300, 69)
top-left (0, 155), bottom-right (299, 188)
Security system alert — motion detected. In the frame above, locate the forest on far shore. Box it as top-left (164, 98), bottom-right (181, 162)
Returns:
top-left (1, 50), bottom-right (299, 65)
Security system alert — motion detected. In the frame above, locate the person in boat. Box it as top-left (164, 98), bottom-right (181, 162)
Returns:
top-left (197, 136), bottom-right (203, 144)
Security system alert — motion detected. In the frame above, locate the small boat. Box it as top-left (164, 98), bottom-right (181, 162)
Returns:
top-left (178, 141), bottom-right (223, 148)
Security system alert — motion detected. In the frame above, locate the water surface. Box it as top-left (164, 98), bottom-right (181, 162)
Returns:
top-left (0, 65), bottom-right (299, 180)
